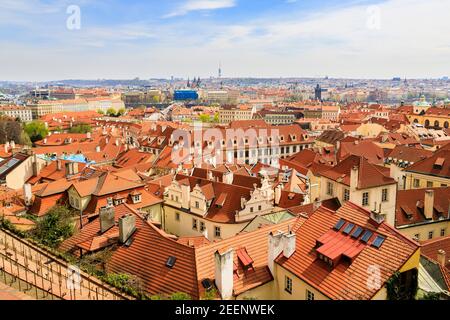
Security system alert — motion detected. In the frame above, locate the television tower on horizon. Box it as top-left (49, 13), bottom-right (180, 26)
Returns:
top-left (218, 62), bottom-right (222, 79)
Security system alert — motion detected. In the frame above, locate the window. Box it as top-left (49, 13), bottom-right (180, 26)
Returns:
top-left (427, 181), bottom-right (433, 188)
top-left (413, 179), bottom-right (420, 188)
top-left (381, 188), bottom-right (388, 202)
top-left (195, 201), bottom-right (199, 209)
top-left (200, 221), bottom-right (205, 232)
top-left (214, 226), bottom-right (221, 238)
top-left (428, 231), bottom-right (434, 240)
top-left (284, 276), bottom-right (292, 294)
top-left (306, 289), bottom-right (315, 301)
top-left (441, 229), bottom-right (446, 237)
top-left (258, 205), bottom-right (262, 211)
top-left (326, 182), bottom-right (334, 196)
top-left (192, 218), bottom-right (198, 230)
top-left (175, 212), bottom-right (180, 221)
top-left (414, 233), bottom-right (420, 241)
top-left (343, 189), bottom-right (350, 202)
top-left (362, 192), bottom-right (369, 206)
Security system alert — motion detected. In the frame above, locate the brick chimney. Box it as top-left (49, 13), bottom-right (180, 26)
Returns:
top-left (57, 159), bottom-right (62, 171)
top-left (214, 248), bottom-right (234, 300)
top-left (99, 207), bottom-right (115, 233)
top-left (118, 214), bottom-right (136, 244)
top-left (424, 190), bottom-right (434, 220)
top-left (437, 250), bottom-right (446, 267)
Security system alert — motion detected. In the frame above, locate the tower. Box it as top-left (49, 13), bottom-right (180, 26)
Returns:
top-left (315, 84), bottom-right (322, 101)
top-left (218, 62), bottom-right (222, 79)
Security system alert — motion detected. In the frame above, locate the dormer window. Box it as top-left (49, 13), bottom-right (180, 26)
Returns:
top-left (107, 197), bottom-right (113, 207)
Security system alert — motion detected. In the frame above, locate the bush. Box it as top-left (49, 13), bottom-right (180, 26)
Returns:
top-left (69, 124), bottom-right (92, 134)
top-left (170, 292), bottom-right (192, 300)
top-left (24, 121), bottom-right (49, 143)
top-left (31, 205), bottom-right (76, 247)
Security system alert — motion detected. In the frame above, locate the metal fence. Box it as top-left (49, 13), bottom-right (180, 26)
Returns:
top-left (0, 228), bottom-right (133, 300)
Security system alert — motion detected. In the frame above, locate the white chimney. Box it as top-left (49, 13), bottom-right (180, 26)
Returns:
top-left (10, 141), bottom-right (15, 149)
top-left (424, 190), bottom-right (434, 220)
top-left (437, 250), bottom-right (446, 267)
top-left (99, 207), bottom-right (115, 233)
top-left (96, 146), bottom-right (101, 153)
top-left (223, 171), bottom-right (234, 184)
top-left (282, 231), bottom-right (296, 258)
top-left (181, 182), bottom-right (190, 209)
top-left (118, 214), bottom-right (136, 244)
top-left (57, 159), bottom-right (62, 171)
top-left (214, 248), bottom-right (234, 300)
top-left (275, 184), bottom-right (283, 205)
top-left (4, 144), bottom-right (8, 154)
top-left (350, 165), bottom-right (359, 191)
top-left (86, 132), bottom-right (91, 139)
top-left (268, 231), bottom-right (284, 276)
top-left (23, 184), bottom-right (32, 206)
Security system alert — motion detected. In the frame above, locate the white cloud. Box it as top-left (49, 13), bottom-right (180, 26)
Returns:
top-left (2, 0), bottom-right (450, 80)
top-left (164, 0), bottom-right (236, 18)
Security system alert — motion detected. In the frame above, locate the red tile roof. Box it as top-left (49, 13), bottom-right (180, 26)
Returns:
top-left (276, 202), bottom-right (419, 300)
top-left (321, 155), bottom-right (396, 189)
top-left (406, 147), bottom-right (450, 179)
top-left (396, 187), bottom-right (450, 227)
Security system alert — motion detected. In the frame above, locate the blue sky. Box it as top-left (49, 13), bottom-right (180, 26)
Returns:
top-left (1, 0), bottom-right (450, 81)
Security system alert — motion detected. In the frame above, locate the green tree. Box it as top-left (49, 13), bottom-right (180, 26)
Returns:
top-left (106, 108), bottom-right (117, 117)
top-left (199, 114), bottom-right (211, 123)
top-left (212, 112), bottom-right (219, 123)
top-left (20, 131), bottom-right (32, 146)
top-left (117, 108), bottom-right (126, 116)
top-left (97, 109), bottom-right (105, 115)
top-left (69, 124), bottom-right (92, 134)
top-left (24, 121), bottom-right (49, 143)
top-left (32, 205), bottom-right (76, 247)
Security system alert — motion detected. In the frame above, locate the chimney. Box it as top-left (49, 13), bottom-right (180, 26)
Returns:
top-left (72, 162), bottom-right (79, 175)
top-left (96, 146), bottom-right (101, 153)
top-left (10, 141), bottom-right (15, 149)
top-left (32, 154), bottom-right (40, 176)
top-left (240, 197), bottom-right (247, 209)
top-left (268, 231), bottom-right (284, 276)
top-left (181, 182), bottom-right (190, 209)
top-left (86, 132), bottom-right (91, 139)
top-left (274, 184), bottom-right (282, 205)
top-left (437, 250), bottom-right (446, 267)
top-left (282, 231), bottom-right (296, 258)
top-left (350, 165), bottom-right (359, 191)
top-left (23, 183), bottom-right (32, 206)
top-left (214, 248), bottom-right (234, 300)
top-left (4, 144), bottom-right (8, 154)
top-left (118, 214), bottom-right (136, 244)
top-left (65, 162), bottom-right (72, 176)
top-left (222, 171), bottom-right (234, 184)
top-left (57, 159), bottom-right (62, 171)
top-left (424, 190), bottom-right (434, 220)
top-left (99, 207), bottom-right (115, 233)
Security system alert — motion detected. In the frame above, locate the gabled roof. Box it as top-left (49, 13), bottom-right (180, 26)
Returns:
top-left (93, 172), bottom-right (145, 196)
top-left (276, 202), bottom-right (419, 300)
top-left (406, 147), bottom-right (450, 179)
top-left (321, 155), bottom-right (396, 189)
top-left (395, 187), bottom-right (450, 227)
